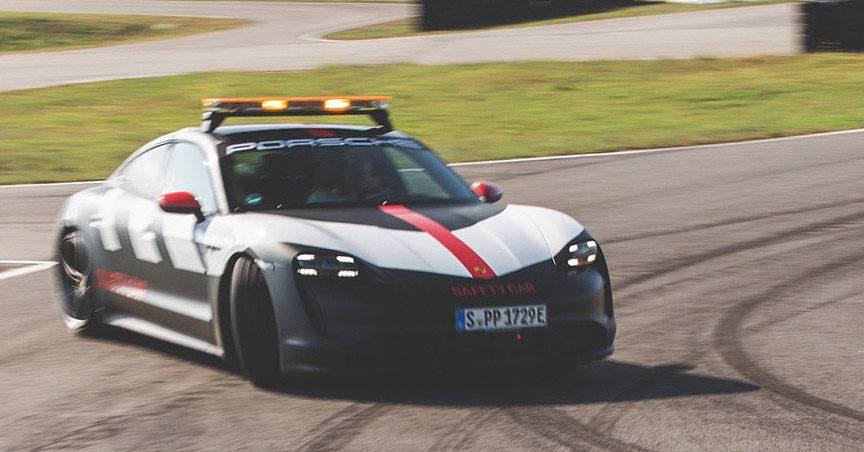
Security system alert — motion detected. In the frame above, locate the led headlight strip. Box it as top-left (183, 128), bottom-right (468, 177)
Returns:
top-left (295, 253), bottom-right (359, 278)
top-left (567, 240), bottom-right (598, 268)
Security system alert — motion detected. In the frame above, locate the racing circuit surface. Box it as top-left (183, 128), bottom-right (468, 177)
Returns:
top-left (1, 1), bottom-right (863, 451)
top-left (2, 132), bottom-right (864, 450)
top-left (0, 0), bottom-right (797, 91)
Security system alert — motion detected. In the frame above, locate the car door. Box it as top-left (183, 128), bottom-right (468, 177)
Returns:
top-left (144, 141), bottom-right (220, 344)
top-left (95, 143), bottom-right (170, 320)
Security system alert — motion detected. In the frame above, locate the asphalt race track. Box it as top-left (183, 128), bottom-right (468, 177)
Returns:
top-left (0, 0), bottom-right (797, 91)
top-left (1, 1), bottom-right (863, 451)
top-left (2, 131), bottom-right (863, 450)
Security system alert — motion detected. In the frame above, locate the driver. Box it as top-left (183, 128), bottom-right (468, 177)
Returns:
top-left (308, 151), bottom-right (398, 203)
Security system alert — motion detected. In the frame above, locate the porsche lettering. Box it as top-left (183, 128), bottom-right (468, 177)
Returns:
top-left (225, 137), bottom-right (423, 154)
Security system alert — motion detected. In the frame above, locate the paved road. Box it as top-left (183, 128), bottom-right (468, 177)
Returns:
top-left (1, 1), bottom-right (859, 450)
top-left (0, 0), bottom-right (798, 91)
top-left (2, 131), bottom-right (863, 450)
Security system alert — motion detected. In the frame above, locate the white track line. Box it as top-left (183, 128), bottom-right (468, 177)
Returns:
top-left (1, 127), bottom-right (863, 189)
top-left (0, 261), bottom-right (57, 281)
top-left (450, 127), bottom-right (864, 167)
top-left (0, 180), bottom-right (102, 189)
top-left (0, 260), bottom-right (57, 265)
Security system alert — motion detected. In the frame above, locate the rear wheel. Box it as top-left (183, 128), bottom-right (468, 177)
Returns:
top-left (230, 256), bottom-right (282, 387)
top-left (56, 230), bottom-right (99, 334)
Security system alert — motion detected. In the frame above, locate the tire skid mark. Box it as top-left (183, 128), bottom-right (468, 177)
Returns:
top-left (759, 390), bottom-right (864, 439)
top-left (614, 209), bottom-right (864, 292)
top-left (507, 406), bottom-right (654, 452)
top-left (470, 158), bottom-right (616, 183)
top-left (609, 223), bottom-right (864, 365)
top-left (554, 152), bottom-right (864, 217)
top-left (585, 371), bottom-right (667, 436)
top-left (596, 152), bottom-right (864, 211)
top-left (714, 242), bottom-right (864, 424)
top-left (587, 362), bottom-right (701, 435)
top-left (577, 282), bottom-right (740, 436)
top-left (583, 302), bottom-right (714, 434)
top-left (743, 286), bottom-right (859, 334)
top-left (507, 221), bottom-right (864, 445)
top-left (614, 230), bottom-right (846, 319)
top-left (602, 196), bottom-right (864, 247)
top-left (296, 403), bottom-right (391, 452)
top-left (584, 217), bottom-right (864, 437)
top-left (426, 408), bottom-right (501, 452)
top-left (29, 382), bottom-right (218, 451)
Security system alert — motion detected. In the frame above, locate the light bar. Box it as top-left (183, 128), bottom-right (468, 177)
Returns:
top-left (200, 96), bottom-right (393, 133)
top-left (202, 96), bottom-right (390, 113)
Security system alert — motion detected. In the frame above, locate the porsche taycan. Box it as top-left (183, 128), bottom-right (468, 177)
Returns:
top-left (55, 97), bottom-right (616, 386)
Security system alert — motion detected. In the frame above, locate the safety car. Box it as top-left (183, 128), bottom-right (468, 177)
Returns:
top-left (55, 97), bottom-right (616, 386)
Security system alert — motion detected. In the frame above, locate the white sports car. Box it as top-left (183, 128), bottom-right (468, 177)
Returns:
top-left (55, 97), bottom-right (616, 386)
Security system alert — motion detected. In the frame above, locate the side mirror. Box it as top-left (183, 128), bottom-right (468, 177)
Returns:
top-left (470, 181), bottom-right (503, 203)
top-left (158, 191), bottom-right (204, 222)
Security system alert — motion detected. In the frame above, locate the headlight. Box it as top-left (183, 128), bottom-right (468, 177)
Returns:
top-left (555, 235), bottom-right (600, 274)
top-left (567, 240), bottom-right (598, 268)
top-left (294, 253), bottom-right (360, 278)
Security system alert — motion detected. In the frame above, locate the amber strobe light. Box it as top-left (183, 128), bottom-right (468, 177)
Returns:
top-left (324, 98), bottom-right (351, 111)
top-left (201, 96), bottom-right (390, 113)
top-left (261, 99), bottom-right (288, 111)
top-left (199, 96), bottom-right (393, 133)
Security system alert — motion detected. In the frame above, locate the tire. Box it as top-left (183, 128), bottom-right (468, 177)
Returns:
top-left (56, 230), bottom-right (99, 334)
top-left (229, 256), bottom-right (282, 387)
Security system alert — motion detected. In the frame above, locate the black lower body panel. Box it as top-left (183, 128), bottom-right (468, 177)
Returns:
top-left (283, 318), bottom-right (615, 374)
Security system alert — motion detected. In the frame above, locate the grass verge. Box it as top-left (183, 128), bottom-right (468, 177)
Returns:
top-left (2, 54), bottom-right (864, 184)
top-left (324, 0), bottom-right (788, 40)
top-left (0, 12), bottom-right (244, 54)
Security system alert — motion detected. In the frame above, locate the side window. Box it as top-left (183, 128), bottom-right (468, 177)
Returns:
top-left (384, 147), bottom-right (449, 198)
top-left (120, 144), bottom-right (169, 199)
top-left (163, 142), bottom-right (218, 216)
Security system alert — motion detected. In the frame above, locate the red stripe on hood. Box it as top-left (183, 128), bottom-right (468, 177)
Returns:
top-left (379, 205), bottom-right (496, 279)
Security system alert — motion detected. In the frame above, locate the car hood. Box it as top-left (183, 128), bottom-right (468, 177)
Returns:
top-left (208, 203), bottom-right (584, 279)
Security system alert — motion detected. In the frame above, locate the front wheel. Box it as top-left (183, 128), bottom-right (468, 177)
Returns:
top-left (229, 256), bottom-right (282, 387)
top-left (56, 230), bottom-right (99, 334)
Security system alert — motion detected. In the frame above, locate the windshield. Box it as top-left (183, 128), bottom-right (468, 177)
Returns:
top-left (223, 137), bottom-right (478, 210)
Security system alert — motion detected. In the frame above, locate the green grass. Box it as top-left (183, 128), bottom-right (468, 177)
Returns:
top-left (2, 54), bottom-right (864, 184)
top-left (0, 12), bottom-right (244, 54)
top-left (324, 0), bottom-right (789, 40)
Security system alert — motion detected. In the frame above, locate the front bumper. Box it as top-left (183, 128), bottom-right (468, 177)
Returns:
top-left (283, 321), bottom-right (615, 374)
top-left (269, 254), bottom-right (617, 375)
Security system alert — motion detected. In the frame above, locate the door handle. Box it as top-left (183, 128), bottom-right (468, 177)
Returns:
top-left (88, 214), bottom-right (104, 228)
top-left (141, 229), bottom-right (157, 241)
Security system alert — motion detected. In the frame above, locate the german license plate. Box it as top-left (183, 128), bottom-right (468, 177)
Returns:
top-left (455, 304), bottom-right (547, 332)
